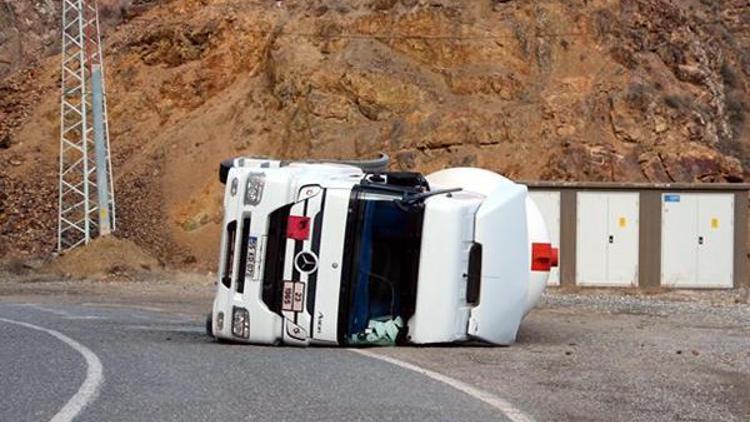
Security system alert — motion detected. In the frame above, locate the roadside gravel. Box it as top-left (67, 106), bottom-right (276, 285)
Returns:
top-left (380, 289), bottom-right (750, 421)
top-left (544, 289), bottom-right (750, 327)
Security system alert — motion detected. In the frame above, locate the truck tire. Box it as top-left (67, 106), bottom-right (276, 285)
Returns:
top-left (219, 159), bottom-right (234, 185)
top-left (219, 153), bottom-right (390, 184)
top-left (205, 312), bottom-right (214, 338)
top-left (321, 153), bottom-right (390, 172)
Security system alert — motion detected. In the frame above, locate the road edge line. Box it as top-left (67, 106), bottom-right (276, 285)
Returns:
top-left (349, 349), bottom-right (534, 422)
top-left (0, 317), bottom-right (104, 422)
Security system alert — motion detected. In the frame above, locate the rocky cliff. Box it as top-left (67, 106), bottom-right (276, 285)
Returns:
top-left (1, 0), bottom-right (748, 268)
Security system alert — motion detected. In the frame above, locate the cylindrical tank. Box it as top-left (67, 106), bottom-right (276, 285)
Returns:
top-left (426, 167), bottom-right (554, 317)
top-left (524, 196), bottom-right (552, 316)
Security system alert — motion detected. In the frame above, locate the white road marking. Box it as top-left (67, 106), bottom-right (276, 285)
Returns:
top-left (350, 349), bottom-right (534, 422)
top-left (125, 325), bottom-right (204, 333)
top-left (15, 304), bottom-right (109, 321)
top-left (23, 304), bottom-right (71, 317)
top-left (0, 317), bottom-right (104, 422)
top-left (64, 316), bottom-right (109, 321)
top-left (80, 303), bottom-right (195, 322)
top-left (81, 303), bottom-right (168, 313)
top-left (17, 303), bottom-right (191, 323)
top-left (6, 302), bottom-right (197, 324)
top-left (127, 313), bottom-right (192, 323)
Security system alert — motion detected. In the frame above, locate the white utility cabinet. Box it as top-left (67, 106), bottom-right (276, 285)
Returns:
top-left (529, 191), bottom-right (561, 286)
top-left (576, 192), bottom-right (639, 287)
top-left (661, 193), bottom-right (734, 288)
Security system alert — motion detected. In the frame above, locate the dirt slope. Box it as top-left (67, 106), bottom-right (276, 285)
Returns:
top-left (1, 0), bottom-right (749, 269)
top-left (45, 236), bottom-right (161, 279)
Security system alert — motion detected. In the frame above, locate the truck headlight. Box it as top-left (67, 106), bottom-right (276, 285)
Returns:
top-left (230, 178), bottom-right (238, 196)
top-left (232, 306), bottom-right (250, 339)
top-left (244, 173), bottom-right (265, 206)
top-left (216, 311), bottom-right (224, 331)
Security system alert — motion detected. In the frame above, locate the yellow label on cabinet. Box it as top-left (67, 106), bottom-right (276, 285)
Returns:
top-left (619, 217), bottom-right (627, 228)
top-left (711, 218), bottom-right (719, 229)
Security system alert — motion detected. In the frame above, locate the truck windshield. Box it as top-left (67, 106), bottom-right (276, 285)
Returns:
top-left (340, 188), bottom-right (424, 345)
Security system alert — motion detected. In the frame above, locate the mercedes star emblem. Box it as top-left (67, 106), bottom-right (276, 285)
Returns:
top-left (294, 251), bottom-right (319, 274)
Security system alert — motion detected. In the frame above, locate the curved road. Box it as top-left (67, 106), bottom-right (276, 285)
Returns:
top-left (0, 303), bottom-right (512, 421)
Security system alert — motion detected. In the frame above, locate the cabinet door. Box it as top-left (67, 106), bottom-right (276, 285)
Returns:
top-left (576, 193), bottom-right (608, 285)
top-left (661, 193), bottom-right (698, 287)
top-left (697, 194), bottom-right (734, 288)
top-left (661, 194), bottom-right (699, 287)
top-left (605, 193), bottom-right (640, 287)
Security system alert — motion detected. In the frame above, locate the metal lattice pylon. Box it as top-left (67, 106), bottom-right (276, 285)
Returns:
top-left (58, 0), bottom-right (116, 251)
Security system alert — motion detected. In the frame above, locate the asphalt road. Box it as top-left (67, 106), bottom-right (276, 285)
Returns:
top-left (0, 303), bottom-right (511, 422)
top-left (1, 277), bottom-right (748, 421)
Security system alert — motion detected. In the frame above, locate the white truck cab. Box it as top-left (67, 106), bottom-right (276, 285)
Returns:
top-left (208, 156), bottom-right (557, 346)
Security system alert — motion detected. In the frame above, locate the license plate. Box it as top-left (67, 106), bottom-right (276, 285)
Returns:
top-left (246, 236), bottom-right (257, 278)
top-left (282, 281), bottom-right (305, 312)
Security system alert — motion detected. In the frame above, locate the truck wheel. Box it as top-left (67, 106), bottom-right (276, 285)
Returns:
top-left (298, 153), bottom-right (390, 172)
top-left (331, 153), bottom-right (390, 172)
top-left (218, 159), bottom-right (234, 185)
top-left (205, 312), bottom-right (214, 338)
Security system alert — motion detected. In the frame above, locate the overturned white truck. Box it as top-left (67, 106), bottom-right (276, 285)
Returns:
top-left (208, 155), bottom-right (558, 346)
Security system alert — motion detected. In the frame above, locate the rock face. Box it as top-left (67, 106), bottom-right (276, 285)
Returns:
top-left (0, 0), bottom-right (749, 267)
top-left (0, 1), bottom-right (57, 81)
top-left (0, 0), bottom-right (140, 80)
